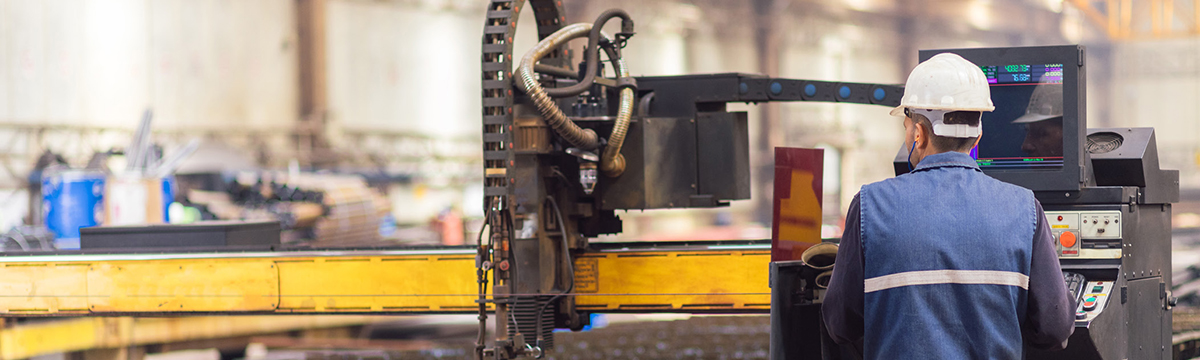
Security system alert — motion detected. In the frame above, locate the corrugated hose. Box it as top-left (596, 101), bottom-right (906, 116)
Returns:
top-left (515, 24), bottom-right (633, 177)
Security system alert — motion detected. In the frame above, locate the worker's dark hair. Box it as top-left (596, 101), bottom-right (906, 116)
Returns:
top-left (910, 111), bottom-right (982, 152)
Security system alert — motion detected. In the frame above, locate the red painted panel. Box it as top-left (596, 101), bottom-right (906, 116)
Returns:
top-left (771, 148), bottom-right (824, 262)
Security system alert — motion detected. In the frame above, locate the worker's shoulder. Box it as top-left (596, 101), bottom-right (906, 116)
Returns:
top-left (862, 170), bottom-right (1034, 198)
top-left (971, 171), bottom-right (1037, 198)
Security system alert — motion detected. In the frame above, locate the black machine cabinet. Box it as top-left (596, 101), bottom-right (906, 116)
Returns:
top-left (1025, 127), bottom-right (1178, 360)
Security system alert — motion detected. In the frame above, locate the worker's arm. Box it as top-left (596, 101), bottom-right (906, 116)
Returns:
top-left (822, 194), bottom-right (863, 345)
top-left (1023, 200), bottom-right (1075, 350)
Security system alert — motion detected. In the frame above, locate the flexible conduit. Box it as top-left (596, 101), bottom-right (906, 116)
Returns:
top-left (516, 23), bottom-right (600, 151)
top-left (515, 24), bottom-right (633, 177)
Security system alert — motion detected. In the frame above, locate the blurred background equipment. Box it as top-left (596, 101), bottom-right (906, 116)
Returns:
top-left (0, 0), bottom-right (1198, 359)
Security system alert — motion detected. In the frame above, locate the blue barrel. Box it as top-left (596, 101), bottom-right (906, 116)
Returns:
top-left (42, 170), bottom-right (106, 249)
top-left (162, 175), bottom-right (176, 222)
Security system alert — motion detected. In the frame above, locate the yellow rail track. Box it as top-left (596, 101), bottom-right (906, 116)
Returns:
top-left (0, 247), bottom-right (770, 315)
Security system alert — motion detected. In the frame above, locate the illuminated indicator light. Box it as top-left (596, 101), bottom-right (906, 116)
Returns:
top-left (1057, 215), bottom-right (1063, 221)
top-left (838, 86), bottom-right (851, 99)
top-left (770, 82), bottom-right (782, 95)
top-left (804, 84), bottom-right (816, 97)
top-left (873, 88), bottom-right (885, 101)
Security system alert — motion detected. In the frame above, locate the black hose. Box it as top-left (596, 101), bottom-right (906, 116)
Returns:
top-left (544, 9), bottom-right (634, 98)
top-left (638, 92), bottom-right (655, 117)
top-left (534, 196), bottom-right (576, 348)
top-left (534, 64), bottom-right (579, 79)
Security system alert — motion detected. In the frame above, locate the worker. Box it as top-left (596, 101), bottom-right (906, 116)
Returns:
top-left (1014, 83), bottom-right (1065, 158)
top-left (822, 53), bottom-right (1075, 359)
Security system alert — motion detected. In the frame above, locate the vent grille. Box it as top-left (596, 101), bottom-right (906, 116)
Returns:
top-left (1086, 132), bottom-right (1124, 154)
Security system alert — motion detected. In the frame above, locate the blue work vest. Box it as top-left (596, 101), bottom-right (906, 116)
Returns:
top-left (860, 151), bottom-right (1037, 359)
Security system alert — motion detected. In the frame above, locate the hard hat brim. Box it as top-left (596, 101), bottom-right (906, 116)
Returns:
top-left (891, 105), bottom-right (996, 118)
top-left (1011, 113), bottom-right (1063, 124)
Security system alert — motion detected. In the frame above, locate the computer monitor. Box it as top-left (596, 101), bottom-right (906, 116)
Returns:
top-left (973, 64), bottom-right (1065, 169)
top-left (894, 45), bottom-right (1088, 192)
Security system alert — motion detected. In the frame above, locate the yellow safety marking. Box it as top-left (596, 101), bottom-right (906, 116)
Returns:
top-left (276, 256), bottom-right (479, 312)
top-left (573, 251), bottom-right (772, 312)
top-left (1052, 224), bottom-right (1070, 229)
top-left (86, 260), bottom-right (279, 312)
top-left (574, 258), bottom-right (599, 293)
top-left (0, 263), bottom-right (89, 314)
top-left (0, 316), bottom-right (394, 360)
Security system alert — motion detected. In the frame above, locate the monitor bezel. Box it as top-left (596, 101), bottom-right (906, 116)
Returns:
top-left (919, 45), bottom-right (1087, 192)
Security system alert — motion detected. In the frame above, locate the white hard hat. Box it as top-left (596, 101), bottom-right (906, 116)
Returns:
top-left (1011, 83), bottom-right (1063, 124)
top-left (890, 53), bottom-right (995, 138)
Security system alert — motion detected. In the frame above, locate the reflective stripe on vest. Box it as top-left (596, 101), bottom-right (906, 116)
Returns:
top-left (864, 269), bottom-right (1030, 293)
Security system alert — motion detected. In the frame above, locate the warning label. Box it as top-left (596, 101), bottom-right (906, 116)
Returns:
top-left (574, 258), bottom-right (599, 293)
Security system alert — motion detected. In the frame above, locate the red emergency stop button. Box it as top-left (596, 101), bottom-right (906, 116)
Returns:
top-left (1059, 231), bottom-right (1077, 248)
top-left (1083, 297), bottom-right (1097, 311)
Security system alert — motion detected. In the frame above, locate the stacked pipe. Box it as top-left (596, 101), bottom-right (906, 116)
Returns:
top-left (187, 172), bottom-right (390, 247)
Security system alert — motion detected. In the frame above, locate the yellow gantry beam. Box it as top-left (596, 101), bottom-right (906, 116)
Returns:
top-left (0, 247), bottom-right (771, 315)
top-left (0, 316), bottom-right (396, 360)
top-left (0, 246), bottom-right (770, 359)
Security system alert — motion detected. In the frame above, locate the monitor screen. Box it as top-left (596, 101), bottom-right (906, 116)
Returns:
top-left (973, 63), bottom-right (1065, 169)
top-left (895, 45), bottom-right (1086, 191)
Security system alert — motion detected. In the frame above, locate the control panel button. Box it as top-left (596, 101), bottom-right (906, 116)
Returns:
top-left (1092, 286), bottom-right (1103, 292)
top-left (1076, 310), bottom-right (1088, 320)
top-left (1059, 231), bottom-right (1077, 248)
top-left (1083, 297), bottom-right (1098, 311)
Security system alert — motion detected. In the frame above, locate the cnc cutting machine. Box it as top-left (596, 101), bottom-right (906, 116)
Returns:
top-left (0, 3), bottom-right (1181, 360)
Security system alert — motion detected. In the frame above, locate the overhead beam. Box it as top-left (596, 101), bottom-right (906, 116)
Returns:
top-left (1067, 0), bottom-right (1200, 40)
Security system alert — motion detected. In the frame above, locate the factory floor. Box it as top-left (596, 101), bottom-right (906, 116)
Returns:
top-left (250, 315), bottom-right (770, 360)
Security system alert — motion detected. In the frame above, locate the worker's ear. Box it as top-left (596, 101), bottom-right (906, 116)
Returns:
top-left (915, 122), bottom-right (931, 150)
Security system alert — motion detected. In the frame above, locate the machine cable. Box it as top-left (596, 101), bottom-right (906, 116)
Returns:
top-left (533, 195), bottom-right (576, 358)
top-left (542, 9), bottom-right (634, 98)
top-left (515, 11), bottom-right (636, 177)
top-left (473, 208), bottom-right (494, 360)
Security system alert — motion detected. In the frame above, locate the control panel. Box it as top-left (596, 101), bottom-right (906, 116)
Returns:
top-left (1074, 280), bottom-right (1114, 323)
top-left (1044, 210), bottom-right (1123, 259)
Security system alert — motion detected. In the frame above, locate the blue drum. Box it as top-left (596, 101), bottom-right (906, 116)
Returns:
top-left (42, 170), bottom-right (106, 249)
